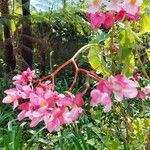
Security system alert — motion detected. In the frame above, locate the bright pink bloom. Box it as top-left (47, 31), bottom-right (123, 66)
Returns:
top-left (13, 68), bottom-right (36, 85)
top-left (96, 80), bottom-right (112, 95)
top-left (108, 75), bottom-right (139, 101)
top-left (73, 93), bottom-right (84, 107)
top-left (116, 9), bottom-right (126, 21)
top-left (86, 12), bottom-right (105, 30)
top-left (116, 9), bottom-right (140, 21)
top-left (103, 12), bottom-right (115, 29)
top-left (133, 72), bottom-right (141, 81)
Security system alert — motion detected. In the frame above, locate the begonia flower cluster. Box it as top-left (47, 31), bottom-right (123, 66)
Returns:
top-left (2, 69), bottom-right (150, 132)
top-left (90, 75), bottom-right (150, 112)
top-left (2, 69), bottom-right (84, 132)
top-left (86, 0), bottom-right (143, 29)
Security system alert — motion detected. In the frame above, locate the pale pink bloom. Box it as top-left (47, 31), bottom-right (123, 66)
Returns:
top-left (90, 89), bottom-right (112, 112)
top-left (142, 85), bottom-right (150, 95)
top-left (125, 11), bottom-right (140, 21)
top-left (16, 84), bottom-right (33, 99)
top-left (87, 0), bottom-right (103, 13)
top-left (64, 107), bottom-right (83, 124)
top-left (123, 0), bottom-right (143, 15)
top-left (108, 75), bottom-right (139, 101)
top-left (86, 12), bottom-right (105, 30)
top-left (3, 89), bottom-right (19, 109)
top-left (46, 118), bottom-right (63, 132)
top-left (105, 0), bottom-right (123, 12)
top-left (103, 11), bottom-right (115, 29)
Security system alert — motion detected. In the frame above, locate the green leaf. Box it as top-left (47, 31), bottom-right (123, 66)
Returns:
top-left (147, 49), bottom-right (150, 60)
top-left (119, 26), bottom-right (136, 60)
top-left (141, 0), bottom-right (150, 10)
top-left (90, 31), bottom-right (109, 43)
top-left (140, 13), bottom-right (150, 34)
top-left (88, 46), bottom-right (110, 77)
top-left (122, 52), bottom-right (135, 77)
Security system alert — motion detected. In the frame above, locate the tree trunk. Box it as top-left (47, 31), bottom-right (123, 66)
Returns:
top-left (21, 0), bottom-right (32, 70)
top-left (0, 0), bottom-right (16, 72)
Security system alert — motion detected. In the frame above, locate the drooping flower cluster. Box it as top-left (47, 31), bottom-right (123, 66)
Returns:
top-left (90, 75), bottom-right (150, 112)
top-left (2, 69), bottom-right (150, 131)
top-left (2, 69), bottom-right (84, 132)
top-left (86, 0), bottom-right (143, 29)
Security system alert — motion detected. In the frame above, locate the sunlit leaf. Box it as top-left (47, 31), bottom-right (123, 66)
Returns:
top-left (119, 27), bottom-right (135, 59)
top-left (122, 52), bottom-right (135, 77)
top-left (140, 13), bottom-right (150, 34)
top-left (88, 46), bottom-right (110, 77)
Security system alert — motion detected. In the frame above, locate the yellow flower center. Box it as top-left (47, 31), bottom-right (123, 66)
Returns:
top-left (93, 0), bottom-right (99, 6)
top-left (131, 0), bottom-right (137, 5)
top-left (40, 100), bottom-right (48, 106)
top-left (11, 95), bottom-right (16, 101)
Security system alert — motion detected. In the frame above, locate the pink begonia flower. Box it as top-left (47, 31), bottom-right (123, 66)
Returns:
top-left (64, 107), bottom-right (83, 124)
top-left (3, 89), bottom-right (20, 109)
top-left (108, 75), bottom-right (139, 101)
top-left (13, 68), bottom-right (36, 85)
top-left (96, 80), bottom-right (112, 95)
top-left (44, 108), bottom-right (65, 132)
top-left (116, 9), bottom-right (126, 21)
top-left (86, 12), bottom-right (105, 30)
top-left (116, 9), bottom-right (140, 21)
top-left (87, 0), bottom-right (103, 13)
top-left (137, 91), bottom-right (146, 100)
top-left (133, 72), bottom-right (141, 81)
top-left (105, 0), bottom-right (123, 12)
top-left (125, 11), bottom-right (140, 21)
top-left (103, 12), bottom-right (115, 29)
top-left (142, 85), bottom-right (150, 95)
top-left (90, 89), bottom-right (112, 112)
top-left (2, 68), bottom-right (85, 132)
top-left (17, 102), bottom-right (32, 121)
top-left (73, 93), bottom-right (84, 107)
top-left (123, 0), bottom-right (143, 15)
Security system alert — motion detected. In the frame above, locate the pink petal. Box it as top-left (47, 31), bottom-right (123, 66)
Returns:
top-left (74, 93), bottom-right (84, 107)
top-left (103, 104), bottom-right (112, 112)
top-left (2, 96), bottom-right (13, 103)
top-left (17, 111), bottom-right (26, 121)
top-left (143, 85), bottom-right (150, 95)
top-left (123, 88), bottom-right (138, 99)
top-left (90, 89), bottom-right (101, 106)
top-left (123, 3), bottom-right (139, 15)
top-left (114, 91), bottom-right (124, 101)
top-left (47, 118), bottom-right (61, 132)
top-left (30, 117), bottom-right (43, 127)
